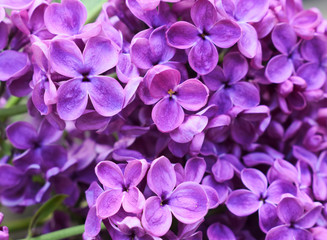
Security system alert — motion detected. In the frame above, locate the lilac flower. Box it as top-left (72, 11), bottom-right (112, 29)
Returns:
top-left (95, 159), bottom-right (148, 218)
top-left (143, 65), bottom-right (209, 132)
top-left (48, 37), bottom-right (124, 120)
top-left (266, 196), bottom-right (322, 240)
top-left (142, 156), bottom-right (208, 236)
top-left (0, 212), bottom-right (9, 240)
top-left (166, 0), bottom-right (241, 74)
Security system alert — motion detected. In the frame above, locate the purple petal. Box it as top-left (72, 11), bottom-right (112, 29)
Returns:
top-left (296, 204), bottom-right (322, 228)
top-left (238, 23), bottom-right (258, 59)
top-left (152, 97), bottom-right (184, 133)
top-left (259, 203), bottom-right (280, 233)
top-left (209, 90), bottom-right (233, 114)
top-left (241, 168), bottom-right (267, 195)
top-left (149, 26), bottom-right (175, 63)
top-left (189, 39), bottom-right (218, 75)
top-left (266, 226), bottom-right (313, 240)
top-left (176, 79), bottom-right (209, 111)
top-left (184, 157), bottom-right (206, 183)
top-left (231, 117), bottom-right (256, 145)
top-left (228, 82), bottom-right (260, 108)
top-left (212, 159), bottom-right (234, 183)
top-left (87, 76), bottom-right (124, 117)
top-left (272, 23), bottom-right (297, 55)
top-left (124, 159), bottom-right (148, 187)
top-left (0, 22), bottom-right (8, 51)
top-left (277, 197), bottom-right (303, 224)
top-left (85, 182), bottom-right (103, 207)
top-left (313, 175), bottom-right (327, 201)
top-left (149, 67), bottom-right (180, 98)
top-left (49, 39), bottom-right (83, 78)
top-left (170, 115), bottom-right (208, 143)
top-left (166, 21), bottom-right (199, 49)
top-left (202, 66), bottom-right (225, 91)
top-left (38, 119), bottom-right (62, 145)
top-left (169, 182), bottom-right (208, 224)
top-left (117, 53), bottom-right (139, 83)
top-left (57, 79), bottom-right (88, 120)
top-left (130, 38), bottom-right (154, 69)
top-left (84, 206), bottom-right (102, 238)
top-left (234, 0), bottom-right (269, 22)
top-left (7, 70), bottom-right (32, 97)
top-left (202, 185), bottom-right (219, 209)
top-left (266, 180), bottom-right (297, 204)
top-left (207, 223), bottom-right (236, 240)
top-left (301, 36), bottom-right (327, 62)
top-left (147, 156), bottom-right (176, 197)
top-left (265, 55), bottom-right (293, 83)
top-left (202, 175), bottom-right (229, 204)
top-left (0, 50), bottom-right (29, 81)
top-left (208, 19), bottom-right (241, 48)
top-left (226, 189), bottom-right (260, 216)
top-left (141, 196), bottom-right (172, 237)
top-left (75, 111), bottom-right (110, 131)
top-left (0, 164), bottom-right (23, 191)
top-left (44, 0), bottom-right (87, 35)
top-left (243, 152), bottom-right (274, 167)
top-left (223, 52), bottom-right (248, 83)
top-left (122, 186), bottom-right (145, 213)
top-left (297, 63), bottom-right (325, 90)
top-left (96, 189), bottom-right (123, 218)
top-left (6, 122), bottom-right (37, 149)
top-left (84, 37), bottom-right (119, 75)
top-left (95, 161), bottom-right (124, 188)
top-left (0, 0), bottom-right (34, 9)
top-left (191, 0), bottom-right (217, 30)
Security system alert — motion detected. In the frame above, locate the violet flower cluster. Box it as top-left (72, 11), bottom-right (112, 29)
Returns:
top-left (0, 0), bottom-right (327, 239)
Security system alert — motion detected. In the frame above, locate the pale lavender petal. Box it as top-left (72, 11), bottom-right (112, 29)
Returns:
top-left (184, 157), bottom-right (206, 183)
top-left (57, 79), bottom-right (88, 120)
top-left (234, 0), bottom-right (269, 22)
top-left (176, 79), bottom-right (209, 111)
top-left (0, 7), bottom-right (4, 21)
top-left (208, 20), bottom-right (241, 48)
top-left (49, 39), bottom-right (83, 78)
top-left (266, 226), bottom-right (312, 240)
top-left (136, 0), bottom-right (160, 10)
top-left (296, 204), bottom-right (322, 228)
top-left (96, 189), bottom-right (124, 218)
top-left (265, 55), bottom-right (293, 83)
top-left (297, 63), bottom-right (326, 90)
top-left (189, 39), bottom-right (218, 75)
top-left (152, 97), bottom-right (184, 133)
top-left (277, 197), bottom-right (303, 224)
top-left (84, 37), bottom-right (120, 75)
top-left (207, 223), bottom-right (236, 240)
top-left (259, 203), bottom-right (280, 233)
top-left (87, 76), bottom-right (124, 117)
top-left (44, 0), bottom-right (87, 35)
top-left (6, 122), bottom-right (37, 149)
top-left (226, 189), bottom-right (260, 216)
top-left (169, 182), bottom-right (208, 224)
top-left (228, 82), bottom-right (260, 108)
top-left (166, 21), bottom-right (199, 49)
top-left (0, 50), bottom-right (29, 81)
top-left (122, 186), bottom-right (145, 213)
top-left (223, 52), bottom-right (248, 83)
top-left (95, 161), bottom-right (124, 188)
top-left (241, 168), bottom-right (267, 195)
top-left (141, 196), bottom-right (172, 237)
top-left (313, 175), bottom-right (327, 201)
top-left (191, 0), bottom-right (217, 30)
top-left (272, 23), bottom-right (297, 54)
top-left (147, 156), bottom-right (176, 197)
top-left (124, 159), bottom-right (148, 187)
top-left (84, 206), bottom-right (102, 238)
top-left (238, 23), bottom-right (258, 59)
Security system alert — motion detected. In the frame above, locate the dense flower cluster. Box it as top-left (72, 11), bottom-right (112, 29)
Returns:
top-left (1, 0), bottom-right (327, 239)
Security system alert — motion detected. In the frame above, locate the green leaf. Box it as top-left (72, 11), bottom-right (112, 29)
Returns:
top-left (26, 194), bottom-right (67, 239)
top-left (0, 105), bottom-right (27, 118)
top-left (81, 0), bottom-right (107, 23)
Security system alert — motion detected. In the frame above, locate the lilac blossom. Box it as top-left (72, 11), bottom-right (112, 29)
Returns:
top-left (0, 212), bottom-right (8, 240)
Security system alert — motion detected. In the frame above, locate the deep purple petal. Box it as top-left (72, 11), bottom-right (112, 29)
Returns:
top-left (75, 111), bottom-right (110, 131)
top-left (95, 161), bottom-right (124, 188)
top-left (241, 168), bottom-right (267, 195)
top-left (277, 197), bottom-right (303, 224)
top-left (228, 82), bottom-right (260, 108)
top-left (0, 164), bottom-right (23, 191)
top-left (0, 50), bottom-right (29, 81)
top-left (176, 79), bottom-right (209, 111)
top-left (7, 70), bottom-right (32, 97)
top-left (238, 23), bottom-right (258, 58)
top-left (84, 37), bottom-right (120, 75)
top-left (231, 117), bottom-right (256, 145)
top-left (152, 97), bottom-right (184, 133)
top-left (265, 55), bottom-right (293, 83)
top-left (49, 39), bottom-right (83, 78)
top-left (272, 23), bottom-right (297, 55)
top-left (147, 156), bottom-right (176, 197)
top-left (226, 189), bottom-right (260, 216)
top-left (208, 20), bottom-right (241, 48)
top-left (166, 21), bottom-right (199, 49)
top-left (87, 76), bottom-right (124, 117)
top-left (96, 189), bottom-right (123, 218)
top-left (57, 79), bottom-right (88, 120)
top-left (234, 0), bottom-right (269, 22)
top-left (207, 223), bottom-right (236, 240)
top-left (223, 52), bottom-right (248, 83)
top-left (191, 0), bottom-right (217, 30)
top-left (202, 66), bottom-right (225, 91)
top-left (44, 0), bottom-right (87, 35)
top-left (189, 39), bottom-right (218, 75)
top-left (6, 122), bottom-right (37, 149)
top-left (169, 182), bottom-right (208, 224)
top-left (142, 196), bottom-right (172, 237)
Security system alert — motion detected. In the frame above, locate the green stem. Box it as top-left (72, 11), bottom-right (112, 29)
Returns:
top-left (0, 105), bottom-right (27, 117)
top-left (23, 223), bottom-right (106, 240)
top-left (4, 218), bottom-right (32, 232)
top-left (5, 96), bottom-right (22, 108)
